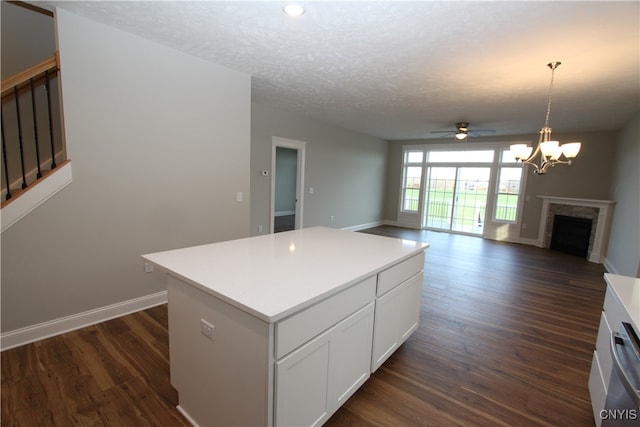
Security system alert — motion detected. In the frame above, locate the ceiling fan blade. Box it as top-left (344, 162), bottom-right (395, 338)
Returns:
top-left (468, 129), bottom-right (496, 137)
top-left (430, 130), bottom-right (455, 134)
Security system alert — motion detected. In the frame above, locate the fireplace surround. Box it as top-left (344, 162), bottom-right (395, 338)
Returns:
top-left (537, 196), bottom-right (615, 263)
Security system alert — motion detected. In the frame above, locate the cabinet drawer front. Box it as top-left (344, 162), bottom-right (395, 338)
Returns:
top-left (377, 252), bottom-right (424, 297)
top-left (595, 312), bottom-right (613, 388)
top-left (589, 350), bottom-right (606, 427)
top-left (603, 287), bottom-right (627, 333)
top-left (276, 275), bottom-right (376, 359)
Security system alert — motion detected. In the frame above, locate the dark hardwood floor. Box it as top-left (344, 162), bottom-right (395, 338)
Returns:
top-left (1, 225), bottom-right (606, 426)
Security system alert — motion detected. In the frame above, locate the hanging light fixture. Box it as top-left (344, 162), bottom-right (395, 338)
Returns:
top-left (510, 62), bottom-right (581, 175)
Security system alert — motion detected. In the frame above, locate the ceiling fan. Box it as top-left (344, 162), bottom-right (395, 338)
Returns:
top-left (431, 122), bottom-right (496, 141)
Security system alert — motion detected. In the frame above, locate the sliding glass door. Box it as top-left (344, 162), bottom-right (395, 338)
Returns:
top-left (423, 166), bottom-right (490, 235)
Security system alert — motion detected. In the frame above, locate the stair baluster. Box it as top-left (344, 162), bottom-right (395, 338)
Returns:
top-left (30, 77), bottom-right (43, 179)
top-left (13, 86), bottom-right (28, 189)
top-left (1, 106), bottom-right (11, 200)
top-left (44, 69), bottom-right (56, 169)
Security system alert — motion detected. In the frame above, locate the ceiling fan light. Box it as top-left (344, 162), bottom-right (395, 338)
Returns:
top-left (561, 142), bottom-right (582, 159)
top-left (455, 132), bottom-right (467, 140)
top-left (283, 4), bottom-right (305, 16)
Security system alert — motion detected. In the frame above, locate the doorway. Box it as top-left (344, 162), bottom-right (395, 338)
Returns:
top-left (271, 137), bottom-right (306, 233)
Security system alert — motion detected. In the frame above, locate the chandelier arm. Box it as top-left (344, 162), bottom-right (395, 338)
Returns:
top-left (521, 127), bottom-right (545, 164)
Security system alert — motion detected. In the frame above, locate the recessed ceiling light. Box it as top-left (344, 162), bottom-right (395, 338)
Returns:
top-left (283, 4), bottom-right (305, 17)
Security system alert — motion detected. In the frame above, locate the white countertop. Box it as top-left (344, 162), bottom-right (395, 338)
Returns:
top-left (143, 227), bottom-right (429, 323)
top-left (605, 273), bottom-right (640, 332)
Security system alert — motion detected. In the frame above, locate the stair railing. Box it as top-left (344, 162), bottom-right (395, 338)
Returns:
top-left (1, 53), bottom-right (64, 204)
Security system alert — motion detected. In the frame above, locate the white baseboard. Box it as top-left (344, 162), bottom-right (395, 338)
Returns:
top-left (603, 257), bottom-right (618, 274)
top-left (274, 210), bottom-right (295, 217)
top-left (177, 405), bottom-right (200, 427)
top-left (0, 290), bottom-right (168, 351)
top-left (341, 220), bottom-right (384, 232)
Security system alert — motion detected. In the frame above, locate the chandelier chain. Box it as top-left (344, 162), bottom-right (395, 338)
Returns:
top-left (543, 63), bottom-right (558, 128)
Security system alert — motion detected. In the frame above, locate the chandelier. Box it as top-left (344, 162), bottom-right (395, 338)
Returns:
top-left (510, 62), bottom-right (581, 175)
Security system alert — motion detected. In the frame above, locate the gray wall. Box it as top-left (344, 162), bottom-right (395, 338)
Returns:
top-left (251, 103), bottom-right (388, 234)
top-left (606, 112), bottom-right (640, 277)
top-left (1, 9), bottom-right (251, 332)
top-left (386, 130), bottom-right (618, 240)
top-left (1, 2), bottom-right (54, 78)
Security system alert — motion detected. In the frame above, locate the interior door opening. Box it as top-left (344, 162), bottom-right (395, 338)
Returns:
top-left (271, 137), bottom-right (306, 233)
top-left (274, 147), bottom-right (297, 232)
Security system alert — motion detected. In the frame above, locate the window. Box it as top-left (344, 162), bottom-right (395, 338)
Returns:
top-left (401, 151), bottom-right (423, 212)
top-left (494, 150), bottom-right (524, 222)
top-left (398, 145), bottom-right (527, 235)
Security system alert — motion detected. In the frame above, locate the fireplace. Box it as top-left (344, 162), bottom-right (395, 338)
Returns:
top-left (550, 215), bottom-right (593, 258)
top-left (537, 196), bottom-right (616, 264)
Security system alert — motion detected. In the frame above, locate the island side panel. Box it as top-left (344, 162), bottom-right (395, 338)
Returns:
top-left (167, 275), bottom-right (273, 426)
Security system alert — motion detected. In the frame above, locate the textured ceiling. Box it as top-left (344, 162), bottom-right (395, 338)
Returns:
top-left (34, 1), bottom-right (640, 140)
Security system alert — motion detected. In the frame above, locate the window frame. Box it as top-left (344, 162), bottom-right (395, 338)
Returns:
top-left (492, 149), bottom-right (526, 224)
top-left (399, 150), bottom-right (425, 213)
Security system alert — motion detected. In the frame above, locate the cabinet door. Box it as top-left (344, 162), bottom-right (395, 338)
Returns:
top-left (372, 272), bottom-right (422, 372)
top-left (275, 303), bottom-right (375, 427)
top-left (275, 330), bottom-right (331, 427)
top-left (329, 302), bottom-right (375, 408)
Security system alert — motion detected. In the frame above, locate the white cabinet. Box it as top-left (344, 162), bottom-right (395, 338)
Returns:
top-left (372, 272), bottom-right (422, 371)
top-left (372, 252), bottom-right (424, 372)
top-left (275, 303), bottom-right (375, 426)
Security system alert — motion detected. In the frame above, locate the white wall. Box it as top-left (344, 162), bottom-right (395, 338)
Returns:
top-left (251, 103), bottom-right (388, 234)
top-left (1, 9), bottom-right (251, 332)
top-left (606, 112), bottom-right (640, 277)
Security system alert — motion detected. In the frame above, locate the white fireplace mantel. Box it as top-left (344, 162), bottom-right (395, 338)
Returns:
top-left (537, 196), bottom-right (616, 263)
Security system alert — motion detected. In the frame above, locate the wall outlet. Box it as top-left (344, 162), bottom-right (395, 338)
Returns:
top-left (200, 319), bottom-right (215, 340)
top-left (144, 262), bottom-right (154, 273)
top-left (258, 224), bottom-right (263, 232)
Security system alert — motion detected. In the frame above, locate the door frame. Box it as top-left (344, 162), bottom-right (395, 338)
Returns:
top-left (271, 136), bottom-right (306, 233)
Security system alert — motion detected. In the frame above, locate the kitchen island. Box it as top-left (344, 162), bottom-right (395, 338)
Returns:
top-left (142, 227), bottom-right (429, 426)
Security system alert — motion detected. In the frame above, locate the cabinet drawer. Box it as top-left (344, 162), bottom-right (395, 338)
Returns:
top-left (275, 275), bottom-right (376, 359)
top-left (603, 287), bottom-right (627, 333)
top-left (377, 252), bottom-right (424, 297)
top-left (595, 312), bottom-right (613, 388)
top-left (589, 350), bottom-right (606, 427)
